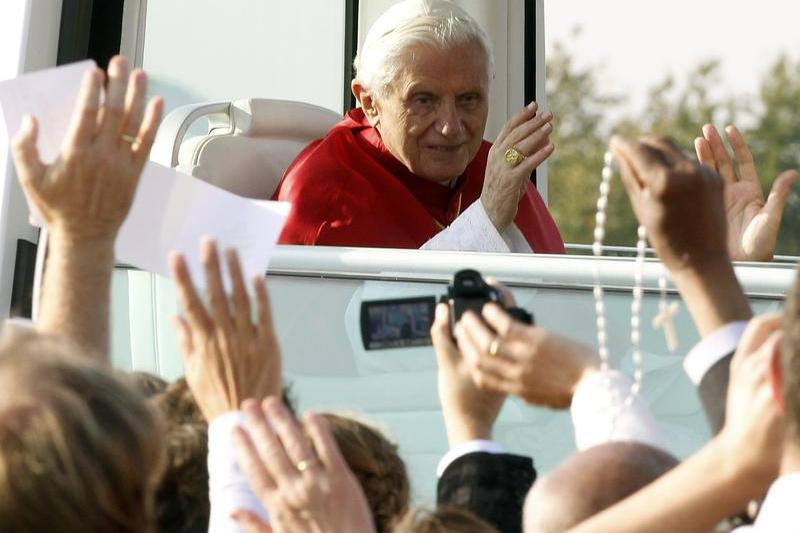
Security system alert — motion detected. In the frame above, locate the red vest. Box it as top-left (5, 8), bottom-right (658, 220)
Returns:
top-left (273, 109), bottom-right (564, 253)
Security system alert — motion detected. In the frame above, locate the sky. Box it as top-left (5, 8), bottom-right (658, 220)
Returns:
top-left (544, 0), bottom-right (800, 121)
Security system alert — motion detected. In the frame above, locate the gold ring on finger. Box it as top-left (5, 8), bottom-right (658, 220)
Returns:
top-left (120, 133), bottom-right (137, 145)
top-left (504, 146), bottom-right (526, 168)
top-left (488, 337), bottom-right (502, 357)
top-left (296, 458), bottom-right (320, 473)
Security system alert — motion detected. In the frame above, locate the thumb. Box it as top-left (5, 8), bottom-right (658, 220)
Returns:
top-left (231, 510), bottom-right (273, 533)
top-left (763, 170), bottom-right (799, 225)
top-left (12, 115), bottom-right (46, 188)
top-left (431, 303), bottom-right (460, 366)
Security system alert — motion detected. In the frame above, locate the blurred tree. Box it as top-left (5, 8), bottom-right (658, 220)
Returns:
top-left (547, 39), bottom-right (800, 256)
top-left (545, 37), bottom-right (630, 245)
top-left (747, 55), bottom-right (800, 256)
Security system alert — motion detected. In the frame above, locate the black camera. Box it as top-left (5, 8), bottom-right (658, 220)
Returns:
top-left (442, 269), bottom-right (503, 332)
top-left (359, 269), bottom-right (533, 350)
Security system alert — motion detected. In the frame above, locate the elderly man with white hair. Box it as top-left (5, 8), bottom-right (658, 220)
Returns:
top-left (272, 0), bottom-right (564, 253)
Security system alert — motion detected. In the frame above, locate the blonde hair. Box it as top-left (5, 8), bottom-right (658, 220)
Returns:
top-left (354, 0), bottom-right (494, 97)
top-left (0, 329), bottom-right (164, 533)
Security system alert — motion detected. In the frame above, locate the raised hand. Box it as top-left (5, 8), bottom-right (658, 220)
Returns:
top-left (170, 239), bottom-right (282, 422)
top-left (611, 135), bottom-right (752, 336)
top-left (11, 56), bottom-right (162, 360)
top-left (482, 102), bottom-right (554, 230)
top-left (430, 303), bottom-right (506, 445)
top-left (611, 135), bottom-right (728, 273)
top-left (13, 55), bottom-right (163, 242)
top-left (695, 124), bottom-right (798, 262)
top-left (455, 303), bottom-right (598, 408)
top-left (717, 312), bottom-right (784, 490)
top-left (231, 398), bottom-right (376, 533)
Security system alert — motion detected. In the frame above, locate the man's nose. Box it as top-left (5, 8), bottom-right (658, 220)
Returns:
top-left (436, 99), bottom-right (465, 138)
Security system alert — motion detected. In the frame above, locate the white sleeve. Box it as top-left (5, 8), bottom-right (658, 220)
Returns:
top-left (570, 370), bottom-right (667, 452)
top-left (683, 321), bottom-right (749, 385)
top-left (421, 200), bottom-right (512, 253)
top-left (207, 411), bottom-right (269, 533)
top-left (436, 439), bottom-right (505, 477)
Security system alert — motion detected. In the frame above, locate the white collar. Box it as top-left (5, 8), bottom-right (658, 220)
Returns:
top-left (753, 472), bottom-right (800, 531)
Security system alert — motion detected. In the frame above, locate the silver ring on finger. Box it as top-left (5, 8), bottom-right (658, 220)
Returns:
top-left (120, 133), bottom-right (137, 145)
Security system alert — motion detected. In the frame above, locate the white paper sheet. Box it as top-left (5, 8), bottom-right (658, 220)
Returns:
top-left (0, 60), bottom-right (94, 164)
top-left (0, 61), bottom-right (290, 285)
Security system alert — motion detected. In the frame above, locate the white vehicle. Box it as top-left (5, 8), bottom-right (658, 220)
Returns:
top-left (2, 0), bottom-right (796, 502)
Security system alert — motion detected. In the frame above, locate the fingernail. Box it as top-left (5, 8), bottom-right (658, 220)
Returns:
top-left (543, 123), bottom-right (553, 134)
top-left (542, 111), bottom-right (553, 121)
top-left (527, 101), bottom-right (538, 110)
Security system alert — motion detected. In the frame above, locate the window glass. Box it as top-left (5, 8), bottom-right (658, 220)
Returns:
top-left (140, 0), bottom-right (347, 116)
top-left (545, 0), bottom-right (800, 256)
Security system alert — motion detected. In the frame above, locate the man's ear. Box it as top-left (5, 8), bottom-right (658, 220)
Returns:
top-left (351, 80), bottom-right (381, 128)
top-left (770, 336), bottom-right (786, 413)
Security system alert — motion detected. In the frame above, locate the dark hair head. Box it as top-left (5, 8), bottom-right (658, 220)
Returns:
top-left (150, 378), bottom-right (209, 533)
top-left (125, 371), bottom-right (169, 399)
top-left (321, 413), bottom-right (409, 533)
top-left (394, 506), bottom-right (499, 533)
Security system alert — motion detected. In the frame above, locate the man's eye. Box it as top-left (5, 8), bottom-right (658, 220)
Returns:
top-left (414, 95), bottom-right (434, 106)
top-left (458, 94), bottom-right (482, 108)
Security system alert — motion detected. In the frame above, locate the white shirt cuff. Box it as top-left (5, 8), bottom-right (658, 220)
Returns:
top-left (208, 411), bottom-right (269, 533)
top-left (683, 321), bottom-right (749, 385)
top-left (436, 439), bottom-right (504, 477)
top-left (421, 201), bottom-right (511, 253)
top-left (571, 370), bottom-right (667, 452)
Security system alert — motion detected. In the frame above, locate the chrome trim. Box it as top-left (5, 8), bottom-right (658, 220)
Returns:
top-left (116, 245), bottom-right (793, 300)
top-left (120, 0), bottom-right (147, 67)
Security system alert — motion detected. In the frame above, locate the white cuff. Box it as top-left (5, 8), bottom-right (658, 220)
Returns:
top-left (436, 439), bottom-right (504, 477)
top-left (683, 321), bottom-right (749, 385)
top-left (571, 370), bottom-right (666, 452)
top-left (208, 411), bottom-right (269, 533)
top-left (421, 201), bottom-right (511, 253)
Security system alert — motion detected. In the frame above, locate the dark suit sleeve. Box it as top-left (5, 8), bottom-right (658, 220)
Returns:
top-left (436, 452), bottom-right (536, 533)
top-left (696, 351), bottom-right (734, 436)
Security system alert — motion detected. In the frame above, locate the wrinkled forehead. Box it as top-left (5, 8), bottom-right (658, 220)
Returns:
top-left (387, 41), bottom-right (491, 96)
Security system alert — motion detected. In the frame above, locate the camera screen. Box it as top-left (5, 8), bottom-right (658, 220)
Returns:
top-left (360, 297), bottom-right (436, 350)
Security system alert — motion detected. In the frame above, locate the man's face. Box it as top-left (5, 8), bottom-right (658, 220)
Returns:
top-left (368, 41), bottom-right (490, 183)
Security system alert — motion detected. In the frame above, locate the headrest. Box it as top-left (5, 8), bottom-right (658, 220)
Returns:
top-left (174, 98), bottom-right (341, 199)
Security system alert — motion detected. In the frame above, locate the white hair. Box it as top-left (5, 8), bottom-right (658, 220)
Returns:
top-left (354, 0), bottom-right (495, 97)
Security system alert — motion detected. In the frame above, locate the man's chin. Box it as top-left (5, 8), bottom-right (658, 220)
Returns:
top-left (416, 162), bottom-right (470, 183)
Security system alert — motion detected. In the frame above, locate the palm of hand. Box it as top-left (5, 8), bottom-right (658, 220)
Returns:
top-left (725, 179), bottom-right (773, 262)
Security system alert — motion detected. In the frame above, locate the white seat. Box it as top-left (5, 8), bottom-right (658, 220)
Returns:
top-left (151, 98), bottom-right (342, 199)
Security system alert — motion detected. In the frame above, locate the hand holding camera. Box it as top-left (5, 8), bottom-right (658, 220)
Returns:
top-left (360, 269), bottom-right (533, 351)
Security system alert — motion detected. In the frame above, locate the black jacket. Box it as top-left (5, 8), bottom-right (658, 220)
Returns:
top-left (437, 451), bottom-right (536, 533)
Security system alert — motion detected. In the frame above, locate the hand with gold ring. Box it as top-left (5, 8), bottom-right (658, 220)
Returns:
top-left (481, 101), bottom-right (554, 231)
top-left (504, 146), bottom-right (527, 168)
top-left (12, 55), bottom-right (163, 242)
top-left (11, 55), bottom-right (163, 359)
top-left (231, 397), bottom-right (376, 533)
top-left (488, 337), bottom-right (502, 357)
top-left (457, 302), bottom-right (599, 409)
